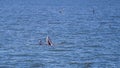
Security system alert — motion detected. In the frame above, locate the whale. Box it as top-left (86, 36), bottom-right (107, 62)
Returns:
top-left (46, 36), bottom-right (53, 46)
top-left (39, 39), bottom-right (42, 45)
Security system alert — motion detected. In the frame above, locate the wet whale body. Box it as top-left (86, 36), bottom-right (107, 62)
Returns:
top-left (46, 36), bottom-right (53, 46)
top-left (39, 36), bottom-right (53, 46)
top-left (39, 39), bottom-right (42, 45)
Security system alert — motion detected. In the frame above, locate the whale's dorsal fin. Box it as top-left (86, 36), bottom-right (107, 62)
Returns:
top-left (46, 36), bottom-right (53, 46)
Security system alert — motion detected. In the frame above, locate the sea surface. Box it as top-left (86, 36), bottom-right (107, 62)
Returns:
top-left (0, 0), bottom-right (120, 68)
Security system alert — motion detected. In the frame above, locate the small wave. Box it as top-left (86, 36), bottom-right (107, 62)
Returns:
top-left (49, 49), bottom-right (73, 52)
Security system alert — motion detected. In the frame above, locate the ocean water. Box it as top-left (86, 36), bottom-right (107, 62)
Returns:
top-left (0, 0), bottom-right (120, 68)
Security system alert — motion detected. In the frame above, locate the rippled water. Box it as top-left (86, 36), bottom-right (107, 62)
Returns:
top-left (0, 0), bottom-right (120, 68)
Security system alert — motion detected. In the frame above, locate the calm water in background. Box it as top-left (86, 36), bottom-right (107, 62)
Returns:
top-left (0, 0), bottom-right (120, 68)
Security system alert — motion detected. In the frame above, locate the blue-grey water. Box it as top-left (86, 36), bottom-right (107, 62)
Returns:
top-left (0, 0), bottom-right (120, 68)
